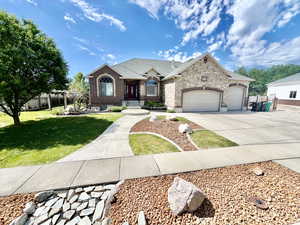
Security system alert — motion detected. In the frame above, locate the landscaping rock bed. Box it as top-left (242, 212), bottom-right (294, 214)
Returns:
top-left (108, 162), bottom-right (300, 225)
top-left (130, 117), bottom-right (202, 151)
top-left (2, 182), bottom-right (122, 225)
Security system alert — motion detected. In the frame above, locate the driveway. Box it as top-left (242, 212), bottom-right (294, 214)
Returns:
top-left (182, 111), bottom-right (300, 145)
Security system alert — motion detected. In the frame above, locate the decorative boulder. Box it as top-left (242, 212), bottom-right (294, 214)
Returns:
top-left (168, 177), bottom-right (206, 215)
top-left (178, 124), bottom-right (192, 134)
top-left (64, 106), bottom-right (75, 115)
top-left (167, 115), bottom-right (177, 121)
top-left (34, 191), bottom-right (54, 203)
top-left (149, 115), bottom-right (158, 122)
top-left (252, 167), bottom-right (264, 176)
top-left (23, 202), bottom-right (36, 215)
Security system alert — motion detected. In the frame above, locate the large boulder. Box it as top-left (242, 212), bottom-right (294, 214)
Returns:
top-left (168, 177), bottom-right (206, 215)
top-left (178, 124), bottom-right (192, 134)
top-left (149, 115), bottom-right (158, 122)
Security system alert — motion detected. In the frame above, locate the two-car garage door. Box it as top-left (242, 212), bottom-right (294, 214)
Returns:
top-left (182, 86), bottom-right (245, 112)
top-left (182, 90), bottom-right (220, 112)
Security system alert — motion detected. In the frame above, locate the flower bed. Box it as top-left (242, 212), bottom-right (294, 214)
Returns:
top-left (130, 116), bottom-right (202, 151)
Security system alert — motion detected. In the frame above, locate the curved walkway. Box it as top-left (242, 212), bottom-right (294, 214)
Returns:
top-left (58, 115), bottom-right (146, 162)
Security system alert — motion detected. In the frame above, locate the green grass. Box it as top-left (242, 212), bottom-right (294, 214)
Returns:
top-left (191, 130), bottom-right (238, 149)
top-left (0, 109), bottom-right (122, 168)
top-left (129, 134), bottom-right (180, 155)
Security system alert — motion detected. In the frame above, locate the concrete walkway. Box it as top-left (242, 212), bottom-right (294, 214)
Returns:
top-left (1, 142), bottom-right (299, 196)
top-left (58, 115), bottom-right (146, 162)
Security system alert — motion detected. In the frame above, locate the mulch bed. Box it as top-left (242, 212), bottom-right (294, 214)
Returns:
top-left (130, 118), bottom-right (202, 151)
top-left (108, 161), bottom-right (300, 225)
top-left (0, 193), bottom-right (35, 225)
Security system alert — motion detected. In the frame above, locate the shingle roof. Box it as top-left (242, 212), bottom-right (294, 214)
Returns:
top-left (89, 54), bottom-right (253, 82)
top-left (111, 58), bottom-right (182, 79)
top-left (267, 73), bottom-right (300, 86)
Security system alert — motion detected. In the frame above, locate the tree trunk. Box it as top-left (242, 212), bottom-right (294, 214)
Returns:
top-left (13, 113), bottom-right (20, 126)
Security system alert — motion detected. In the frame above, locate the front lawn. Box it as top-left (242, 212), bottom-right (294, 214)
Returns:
top-left (0, 109), bottom-right (122, 168)
top-left (191, 130), bottom-right (238, 149)
top-left (129, 134), bottom-right (180, 155)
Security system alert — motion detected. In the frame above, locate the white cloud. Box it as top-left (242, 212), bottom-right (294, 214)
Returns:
top-left (77, 44), bottom-right (96, 56)
top-left (70, 0), bottom-right (126, 31)
top-left (158, 50), bottom-right (202, 62)
top-left (64, 13), bottom-right (76, 24)
top-left (208, 41), bottom-right (222, 52)
top-left (128, 0), bottom-right (166, 19)
top-left (73, 36), bottom-right (88, 44)
top-left (226, 0), bottom-right (300, 66)
top-left (130, 0), bottom-right (222, 46)
top-left (233, 36), bottom-right (300, 67)
top-left (277, 0), bottom-right (300, 27)
top-left (106, 54), bottom-right (116, 60)
top-left (25, 0), bottom-right (37, 6)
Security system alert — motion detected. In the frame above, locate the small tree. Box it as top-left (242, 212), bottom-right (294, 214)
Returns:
top-left (0, 11), bottom-right (68, 125)
top-left (68, 72), bottom-right (89, 111)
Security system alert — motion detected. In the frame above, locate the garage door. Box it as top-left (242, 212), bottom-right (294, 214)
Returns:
top-left (182, 90), bottom-right (220, 112)
top-left (224, 86), bottom-right (244, 111)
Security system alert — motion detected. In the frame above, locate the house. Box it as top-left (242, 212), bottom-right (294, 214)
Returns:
top-left (267, 73), bottom-right (300, 106)
top-left (88, 53), bottom-right (254, 112)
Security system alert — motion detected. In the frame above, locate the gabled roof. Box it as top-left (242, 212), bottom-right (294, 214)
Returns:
top-left (267, 73), bottom-right (300, 86)
top-left (163, 53), bottom-right (254, 81)
top-left (111, 58), bottom-right (182, 79)
top-left (87, 54), bottom-right (253, 82)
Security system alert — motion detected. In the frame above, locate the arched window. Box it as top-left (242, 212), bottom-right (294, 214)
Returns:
top-left (99, 76), bottom-right (113, 96)
top-left (146, 79), bottom-right (158, 96)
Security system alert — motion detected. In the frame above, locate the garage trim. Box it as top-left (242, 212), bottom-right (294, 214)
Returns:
top-left (181, 87), bottom-right (223, 111)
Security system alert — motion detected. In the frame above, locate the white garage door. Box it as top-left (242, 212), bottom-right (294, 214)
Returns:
top-left (183, 90), bottom-right (220, 112)
top-left (225, 86), bottom-right (244, 111)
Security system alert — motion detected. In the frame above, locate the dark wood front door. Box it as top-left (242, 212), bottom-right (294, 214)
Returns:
top-left (125, 81), bottom-right (139, 100)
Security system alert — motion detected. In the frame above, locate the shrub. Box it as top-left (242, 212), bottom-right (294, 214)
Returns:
top-left (144, 101), bottom-right (165, 107)
top-left (108, 106), bottom-right (126, 112)
top-left (167, 109), bottom-right (176, 113)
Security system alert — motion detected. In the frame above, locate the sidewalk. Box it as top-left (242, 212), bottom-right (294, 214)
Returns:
top-left (58, 115), bottom-right (146, 162)
top-left (0, 142), bottom-right (299, 196)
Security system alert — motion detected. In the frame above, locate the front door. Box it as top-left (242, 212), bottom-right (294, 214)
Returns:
top-left (126, 81), bottom-right (139, 99)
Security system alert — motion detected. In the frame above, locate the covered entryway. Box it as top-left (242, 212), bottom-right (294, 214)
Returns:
top-left (182, 90), bottom-right (221, 112)
top-left (224, 86), bottom-right (244, 111)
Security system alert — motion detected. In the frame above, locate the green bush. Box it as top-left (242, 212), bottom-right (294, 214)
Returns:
top-left (108, 106), bottom-right (126, 112)
top-left (144, 101), bottom-right (165, 107)
top-left (166, 109), bottom-right (176, 113)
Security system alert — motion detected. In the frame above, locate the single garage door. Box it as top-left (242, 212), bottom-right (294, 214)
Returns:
top-left (224, 86), bottom-right (244, 110)
top-left (183, 90), bottom-right (220, 112)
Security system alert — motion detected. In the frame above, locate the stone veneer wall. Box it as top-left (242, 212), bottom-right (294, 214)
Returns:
top-left (162, 79), bottom-right (176, 108)
top-left (163, 57), bottom-right (250, 109)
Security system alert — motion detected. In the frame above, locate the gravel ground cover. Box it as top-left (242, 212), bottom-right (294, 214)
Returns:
top-left (130, 117), bottom-right (202, 151)
top-left (0, 193), bottom-right (35, 225)
top-left (108, 161), bottom-right (300, 225)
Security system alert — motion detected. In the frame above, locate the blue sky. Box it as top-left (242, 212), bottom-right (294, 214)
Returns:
top-left (2, 0), bottom-right (300, 77)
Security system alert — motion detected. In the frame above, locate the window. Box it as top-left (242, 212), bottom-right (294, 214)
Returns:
top-left (146, 79), bottom-right (158, 96)
top-left (289, 91), bottom-right (297, 99)
top-left (99, 76), bottom-right (113, 96)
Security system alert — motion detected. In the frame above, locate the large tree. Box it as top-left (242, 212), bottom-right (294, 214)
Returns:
top-left (235, 64), bottom-right (300, 95)
top-left (0, 11), bottom-right (68, 125)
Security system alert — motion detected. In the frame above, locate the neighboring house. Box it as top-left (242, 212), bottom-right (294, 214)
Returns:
top-left (88, 53), bottom-right (254, 112)
top-left (267, 73), bottom-right (300, 106)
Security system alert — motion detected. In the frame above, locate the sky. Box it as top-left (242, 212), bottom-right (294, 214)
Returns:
top-left (1, 0), bottom-right (300, 77)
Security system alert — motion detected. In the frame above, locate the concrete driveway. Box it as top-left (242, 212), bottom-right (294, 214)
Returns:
top-left (182, 111), bottom-right (300, 145)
